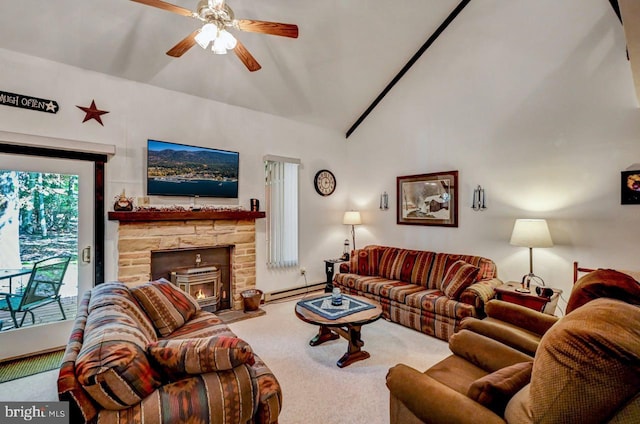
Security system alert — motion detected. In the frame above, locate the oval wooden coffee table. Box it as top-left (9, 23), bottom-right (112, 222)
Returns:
top-left (295, 293), bottom-right (382, 368)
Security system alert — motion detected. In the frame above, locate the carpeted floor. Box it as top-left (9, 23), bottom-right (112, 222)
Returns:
top-left (0, 296), bottom-right (450, 423)
top-left (0, 349), bottom-right (64, 384)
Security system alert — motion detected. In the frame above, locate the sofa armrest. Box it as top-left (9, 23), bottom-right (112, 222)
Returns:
top-left (251, 356), bottom-right (283, 424)
top-left (99, 368), bottom-right (261, 423)
top-left (339, 263), bottom-right (349, 273)
top-left (386, 364), bottom-right (506, 424)
top-left (449, 330), bottom-right (533, 372)
top-left (485, 299), bottom-right (559, 336)
top-left (459, 278), bottom-right (503, 313)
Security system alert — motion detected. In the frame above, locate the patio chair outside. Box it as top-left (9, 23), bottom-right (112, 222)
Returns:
top-left (0, 256), bottom-right (71, 329)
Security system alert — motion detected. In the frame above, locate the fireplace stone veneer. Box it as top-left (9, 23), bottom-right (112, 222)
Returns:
top-left (109, 211), bottom-right (264, 310)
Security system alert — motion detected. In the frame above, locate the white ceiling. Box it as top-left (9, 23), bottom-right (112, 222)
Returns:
top-left (0, 0), bottom-right (464, 135)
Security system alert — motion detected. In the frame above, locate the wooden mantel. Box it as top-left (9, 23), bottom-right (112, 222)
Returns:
top-left (108, 210), bottom-right (265, 222)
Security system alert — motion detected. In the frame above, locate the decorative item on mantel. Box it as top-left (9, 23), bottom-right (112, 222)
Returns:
top-left (113, 190), bottom-right (134, 211)
top-left (133, 205), bottom-right (246, 212)
top-left (472, 185), bottom-right (486, 211)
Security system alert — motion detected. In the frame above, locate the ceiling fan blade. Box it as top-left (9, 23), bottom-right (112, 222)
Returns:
top-left (236, 20), bottom-right (299, 38)
top-left (166, 30), bottom-right (199, 57)
top-left (130, 0), bottom-right (194, 17)
top-left (233, 41), bottom-right (262, 72)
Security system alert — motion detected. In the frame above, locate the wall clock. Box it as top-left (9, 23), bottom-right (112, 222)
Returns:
top-left (314, 169), bottom-right (336, 196)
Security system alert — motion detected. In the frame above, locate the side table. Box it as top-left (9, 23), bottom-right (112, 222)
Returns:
top-left (324, 258), bottom-right (347, 293)
top-left (495, 282), bottom-right (562, 315)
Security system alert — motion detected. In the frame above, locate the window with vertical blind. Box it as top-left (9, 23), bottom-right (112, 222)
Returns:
top-left (264, 155), bottom-right (300, 268)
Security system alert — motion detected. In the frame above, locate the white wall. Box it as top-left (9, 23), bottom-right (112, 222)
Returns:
top-left (0, 48), bottom-right (350, 294)
top-left (2, 0), bottom-right (639, 312)
top-left (345, 0), bottom-right (640, 311)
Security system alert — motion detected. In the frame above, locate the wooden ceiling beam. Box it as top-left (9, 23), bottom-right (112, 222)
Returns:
top-left (345, 0), bottom-right (472, 139)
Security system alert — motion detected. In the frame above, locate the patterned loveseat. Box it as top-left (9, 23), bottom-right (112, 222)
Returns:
top-left (334, 245), bottom-right (503, 341)
top-left (58, 280), bottom-right (281, 424)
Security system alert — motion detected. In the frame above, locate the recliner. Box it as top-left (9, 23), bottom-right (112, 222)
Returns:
top-left (459, 268), bottom-right (640, 356)
top-left (386, 297), bottom-right (640, 423)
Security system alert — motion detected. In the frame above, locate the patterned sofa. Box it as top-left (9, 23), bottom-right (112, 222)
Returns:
top-left (58, 280), bottom-right (281, 424)
top-left (334, 245), bottom-right (502, 341)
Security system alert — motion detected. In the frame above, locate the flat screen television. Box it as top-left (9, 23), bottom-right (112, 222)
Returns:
top-left (147, 139), bottom-right (239, 198)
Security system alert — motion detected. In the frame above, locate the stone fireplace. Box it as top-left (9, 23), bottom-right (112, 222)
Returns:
top-left (108, 210), bottom-right (265, 311)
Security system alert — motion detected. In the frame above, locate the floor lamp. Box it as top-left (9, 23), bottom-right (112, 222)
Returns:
top-left (509, 218), bottom-right (553, 292)
top-left (343, 211), bottom-right (362, 251)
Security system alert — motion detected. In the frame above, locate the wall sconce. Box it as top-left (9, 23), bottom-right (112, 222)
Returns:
top-left (379, 191), bottom-right (389, 210)
top-left (472, 185), bottom-right (486, 211)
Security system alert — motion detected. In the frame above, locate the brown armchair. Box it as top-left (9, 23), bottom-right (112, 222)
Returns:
top-left (386, 298), bottom-right (640, 423)
top-left (459, 269), bottom-right (640, 356)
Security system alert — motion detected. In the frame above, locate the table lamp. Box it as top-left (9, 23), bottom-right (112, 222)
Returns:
top-left (509, 218), bottom-right (553, 292)
top-left (343, 211), bottom-right (362, 251)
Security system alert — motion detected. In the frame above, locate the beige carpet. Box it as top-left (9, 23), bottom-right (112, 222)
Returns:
top-left (0, 296), bottom-right (450, 423)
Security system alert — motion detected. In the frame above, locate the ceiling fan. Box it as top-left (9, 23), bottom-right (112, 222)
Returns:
top-left (131, 0), bottom-right (299, 72)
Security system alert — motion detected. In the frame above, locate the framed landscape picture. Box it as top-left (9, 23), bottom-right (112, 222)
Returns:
top-left (397, 171), bottom-right (458, 227)
top-left (621, 170), bottom-right (640, 204)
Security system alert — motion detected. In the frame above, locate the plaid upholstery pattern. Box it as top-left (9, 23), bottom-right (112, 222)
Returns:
top-left (58, 283), bottom-right (282, 424)
top-left (148, 336), bottom-right (255, 378)
top-left (130, 278), bottom-right (200, 337)
top-left (333, 246), bottom-right (500, 341)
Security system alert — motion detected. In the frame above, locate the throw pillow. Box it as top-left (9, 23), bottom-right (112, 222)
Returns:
top-left (440, 260), bottom-right (480, 299)
top-left (350, 248), bottom-right (381, 276)
top-left (148, 336), bottom-right (255, 379)
top-left (131, 278), bottom-right (200, 337)
top-left (467, 361), bottom-right (533, 415)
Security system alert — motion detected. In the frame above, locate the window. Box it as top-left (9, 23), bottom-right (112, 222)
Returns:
top-left (264, 156), bottom-right (300, 268)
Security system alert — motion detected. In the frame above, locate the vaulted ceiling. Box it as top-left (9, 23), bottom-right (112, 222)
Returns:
top-left (0, 1), bottom-right (635, 136)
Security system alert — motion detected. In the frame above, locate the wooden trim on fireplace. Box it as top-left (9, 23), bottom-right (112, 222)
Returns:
top-left (108, 210), bottom-right (266, 222)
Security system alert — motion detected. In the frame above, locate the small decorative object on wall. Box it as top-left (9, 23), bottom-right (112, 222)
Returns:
top-left (76, 100), bottom-right (109, 126)
top-left (621, 170), bottom-right (640, 204)
top-left (314, 169), bottom-right (336, 196)
top-left (113, 190), bottom-right (134, 211)
top-left (397, 171), bottom-right (458, 227)
top-left (0, 90), bottom-right (59, 114)
top-left (472, 185), bottom-right (486, 211)
top-left (379, 191), bottom-right (389, 210)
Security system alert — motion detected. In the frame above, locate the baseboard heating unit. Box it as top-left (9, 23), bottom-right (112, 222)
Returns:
top-left (264, 283), bottom-right (325, 302)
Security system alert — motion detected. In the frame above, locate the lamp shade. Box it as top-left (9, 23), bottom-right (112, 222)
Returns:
top-left (510, 219), bottom-right (553, 248)
top-left (343, 211), bottom-right (362, 225)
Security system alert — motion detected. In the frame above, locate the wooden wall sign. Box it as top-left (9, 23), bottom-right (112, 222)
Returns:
top-left (0, 90), bottom-right (59, 114)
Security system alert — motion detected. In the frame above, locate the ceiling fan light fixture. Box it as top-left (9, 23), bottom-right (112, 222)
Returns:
top-left (219, 29), bottom-right (237, 49)
top-left (212, 37), bottom-right (228, 54)
top-left (195, 23), bottom-right (217, 49)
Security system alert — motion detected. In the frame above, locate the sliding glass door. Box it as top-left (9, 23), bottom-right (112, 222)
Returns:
top-left (0, 153), bottom-right (94, 360)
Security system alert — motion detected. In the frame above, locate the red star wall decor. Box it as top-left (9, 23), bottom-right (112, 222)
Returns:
top-left (76, 100), bottom-right (109, 126)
